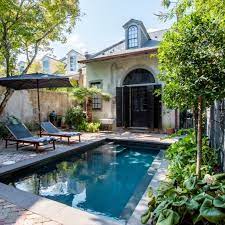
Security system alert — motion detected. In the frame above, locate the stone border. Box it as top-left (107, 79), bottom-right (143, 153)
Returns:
top-left (0, 138), bottom-right (169, 225)
top-left (0, 182), bottom-right (121, 225)
top-left (127, 155), bottom-right (168, 225)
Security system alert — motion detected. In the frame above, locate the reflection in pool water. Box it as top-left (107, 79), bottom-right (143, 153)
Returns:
top-left (9, 143), bottom-right (159, 220)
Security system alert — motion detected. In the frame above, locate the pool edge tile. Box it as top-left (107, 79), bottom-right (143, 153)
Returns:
top-left (127, 151), bottom-right (168, 225)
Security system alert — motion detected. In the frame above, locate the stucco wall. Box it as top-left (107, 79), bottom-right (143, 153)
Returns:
top-left (86, 54), bottom-right (176, 129)
top-left (0, 87), bottom-right (75, 123)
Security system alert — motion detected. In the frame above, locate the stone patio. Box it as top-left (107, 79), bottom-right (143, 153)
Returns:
top-left (0, 131), bottom-right (171, 168)
top-left (0, 198), bottom-right (60, 225)
top-left (0, 131), bottom-right (173, 225)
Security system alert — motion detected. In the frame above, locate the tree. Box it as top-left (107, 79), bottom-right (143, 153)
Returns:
top-left (158, 12), bottom-right (225, 177)
top-left (72, 87), bottom-right (111, 122)
top-left (0, 0), bottom-right (80, 115)
top-left (159, 0), bottom-right (225, 23)
top-left (157, 0), bottom-right (193, 21)
top-left (27, 61), bottom-right (42, 74)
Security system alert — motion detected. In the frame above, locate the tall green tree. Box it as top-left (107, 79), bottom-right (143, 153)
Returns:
top-left (158, 12), bottom-right (225, 177)
top-left (0, 0), bottom-right (80, 115)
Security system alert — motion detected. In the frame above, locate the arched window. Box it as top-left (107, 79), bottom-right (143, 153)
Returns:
top-left (123, 69), bottom-right (155, 85)
top-left (128, 25), bottom-right (138, 48)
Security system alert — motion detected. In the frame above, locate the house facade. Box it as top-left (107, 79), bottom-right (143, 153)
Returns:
top-left (18, 50), bottom-right (86, 85)
top-left (80, 19), bottom-right (177, 131)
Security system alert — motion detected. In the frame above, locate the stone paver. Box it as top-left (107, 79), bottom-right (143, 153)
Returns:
top-left (0, 131), bottom-right (171, 168)
top-left (0, 198), bottom-right (61, 225)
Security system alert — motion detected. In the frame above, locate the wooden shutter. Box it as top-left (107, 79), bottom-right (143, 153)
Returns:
top-left (123, 86), bottom-right (130, 128)
top-left (116, 87), bottom-right (123, 127)
top-left (147, 86), bottom-right (154, 129)
top-left (154, 85), bottom-right (162, 129)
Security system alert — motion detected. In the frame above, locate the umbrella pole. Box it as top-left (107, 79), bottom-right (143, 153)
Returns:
top-left (37, 81), bottom-right (42, 137)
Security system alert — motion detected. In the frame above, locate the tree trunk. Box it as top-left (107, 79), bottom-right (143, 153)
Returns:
top-left (196, 96), bottom-right (203, 178)
top-left (86, 98), bottom-right (93, 122)
top-left (193, 107), bottom-right (198, 144)
top-left (0, 88), bottom-right (14, 115)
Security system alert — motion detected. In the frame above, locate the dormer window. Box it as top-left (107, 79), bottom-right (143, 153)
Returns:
top-left (128, 25), bottom-right (138, 48)
top-left (70, 55), bottom-right (76, 72)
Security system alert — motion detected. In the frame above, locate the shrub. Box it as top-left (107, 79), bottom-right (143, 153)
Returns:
top-left (76, 121), bottom-right (101, 132)
top-left (65, 106), bottom-right (86, 129)
top-left (25, 122), bottom-right (39, 132)
top-left (142, 174), bottom-right (225, 225)
top-left (0, 122), bottom-right (9, 139)
top-left (142, 131), bottom-right (221, 225)
top-left (86, 122), bottom-right (101, 133)
top-left (166, 133), bottom-right (218, 184)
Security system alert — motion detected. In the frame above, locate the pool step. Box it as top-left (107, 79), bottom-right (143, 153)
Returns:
top-left (112, 146), bottom-right (127, 154)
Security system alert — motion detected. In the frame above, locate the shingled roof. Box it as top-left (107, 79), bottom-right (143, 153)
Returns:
top-left (79, 29), bottom-right (167, 64)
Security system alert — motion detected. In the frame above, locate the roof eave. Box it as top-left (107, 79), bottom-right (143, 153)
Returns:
top-left (78, 47), bottom-right (158, 64)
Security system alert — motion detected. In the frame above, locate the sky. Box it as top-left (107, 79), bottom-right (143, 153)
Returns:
top-left (48, 0), bottom-right (174, 59)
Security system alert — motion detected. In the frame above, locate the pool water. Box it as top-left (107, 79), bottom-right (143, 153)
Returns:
top-left (7, 142), bottom-right (159, 221)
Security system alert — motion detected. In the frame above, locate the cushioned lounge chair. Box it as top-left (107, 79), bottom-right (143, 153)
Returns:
top-left (41, 122), bottom-right (81, 145)
top-left (5, 123), bottom-right (56, 152)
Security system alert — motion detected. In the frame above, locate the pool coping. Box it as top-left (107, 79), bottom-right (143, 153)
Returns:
top-left (0, 138), bottom-right (170, 225)
top-left (127, 154), bottom-right (168, 225)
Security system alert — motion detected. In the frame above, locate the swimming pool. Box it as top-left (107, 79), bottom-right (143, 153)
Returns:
top-left (3, 141), bottom-right (161, 222)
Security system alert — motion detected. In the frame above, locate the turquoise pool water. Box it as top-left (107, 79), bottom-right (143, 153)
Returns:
top-left (7, 142), bottom-right (159, 221)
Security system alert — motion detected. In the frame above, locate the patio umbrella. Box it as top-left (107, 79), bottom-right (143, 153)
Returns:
top-left (0, 73), bottom-right (73, 136)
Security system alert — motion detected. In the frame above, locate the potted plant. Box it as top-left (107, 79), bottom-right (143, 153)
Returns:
top-left (166, 127), bottom-right (175, 135)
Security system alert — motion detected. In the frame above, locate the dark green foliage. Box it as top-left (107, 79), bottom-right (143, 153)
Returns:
top-left (0, 122), bottom-right (8, 139)
top-left (165, 128), bottom-right (194, 139)
top-left (65, 106), bottom-right (86, 130)
top-left (25, 122), bottom-right (39, 132)
top-left (65, 106), bottom-right (101, 132)
top-left (166, 132), bottom-right (218, 185)
top-left (142, 133), bottom-right (222, 225)
top-left (142, 174), bottom-right (225, 225)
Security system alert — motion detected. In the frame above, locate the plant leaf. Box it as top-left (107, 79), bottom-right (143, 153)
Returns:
top-left (193, 192), bottom-right (214, 202)
top-left (200, 198), bottom-right (225, 223)
top-left (154, 201), bottom-right (171, 218)
top-left (183, 176), bottom-right (197, 190)
top-left (156, 209), bottom-right (180, 225)
top-left (186, 199), bottom-right (200, 211)
top-left (213, 195), bottom-right (225, 208)
top-left (141, 210), bottom-right (152, 224)
top-left (172, 196), bottom-right (188, 207)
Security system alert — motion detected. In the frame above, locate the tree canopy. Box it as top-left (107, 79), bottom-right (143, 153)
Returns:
top-left (158, 12), bottom-right (225, 177)
top-left (158, 12), bottom-right (225, 110)
top-left (0, 0), bottom-right (80, 76)
top-left (0, 0), bottom-right (80, 115)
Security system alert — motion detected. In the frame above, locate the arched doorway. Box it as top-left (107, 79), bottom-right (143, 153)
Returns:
top-left (116, 69), bottom-right (162, 129)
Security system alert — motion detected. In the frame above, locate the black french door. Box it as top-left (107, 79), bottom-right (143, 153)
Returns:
top-left (116, 85), bottom-right (162, 128)
top-left (131, 86), bottom-right (149, 127)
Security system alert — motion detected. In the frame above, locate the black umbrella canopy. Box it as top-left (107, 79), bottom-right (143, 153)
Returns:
top-left (0, 73), bottom-right (73, 90)
top-left (0, 73), bottom-right (74, 136)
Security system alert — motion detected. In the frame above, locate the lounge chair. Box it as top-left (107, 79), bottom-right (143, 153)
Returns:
top-left (41, 121), bottom-right (81, 145)
top-left (5, 122), bottom-right (56, 152)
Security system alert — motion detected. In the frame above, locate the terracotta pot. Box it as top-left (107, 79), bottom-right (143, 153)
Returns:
top-left (166, 128), bottom-right (175, 135)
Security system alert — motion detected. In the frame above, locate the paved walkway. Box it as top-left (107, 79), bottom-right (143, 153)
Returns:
top-left (0, 198), bottom-right (60, 225)
top-left (0, 131), bottom-right (172, 225)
